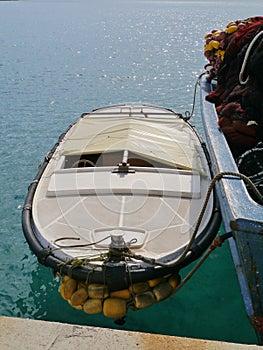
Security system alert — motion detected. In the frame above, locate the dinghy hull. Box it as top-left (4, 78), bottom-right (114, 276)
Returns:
top-left (22, 104), bottom-right (221, 317)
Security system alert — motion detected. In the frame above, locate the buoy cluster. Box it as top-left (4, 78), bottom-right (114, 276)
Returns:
top-left (204, 18), bottom-right (255, 79)
top-left (59, 273), bottom-right (180, 319)
top-left (203, 16), bottom-right (263, 157)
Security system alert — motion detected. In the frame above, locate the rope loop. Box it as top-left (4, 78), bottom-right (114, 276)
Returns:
top-left (184, 71), bottom-right (207, 120)
top-left (239, 30), bottom-right (263, 85)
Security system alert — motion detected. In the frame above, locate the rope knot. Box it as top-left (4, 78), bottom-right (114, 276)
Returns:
top-left (210, 237), bottom-right (223, 250)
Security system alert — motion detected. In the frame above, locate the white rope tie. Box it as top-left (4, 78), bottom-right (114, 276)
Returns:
top-left (239, 30), bottom-right (263, 85)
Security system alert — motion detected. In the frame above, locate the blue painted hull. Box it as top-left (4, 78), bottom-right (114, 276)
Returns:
top-left (200, 75), bottom-right (263, 342)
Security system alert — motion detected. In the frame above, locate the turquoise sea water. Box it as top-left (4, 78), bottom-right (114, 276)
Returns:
top-left (0, 0), bottom-right (262, 344)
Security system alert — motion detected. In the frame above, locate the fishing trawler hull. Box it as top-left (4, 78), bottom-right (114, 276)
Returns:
top-left (200, 76), bottom-right (263, 342)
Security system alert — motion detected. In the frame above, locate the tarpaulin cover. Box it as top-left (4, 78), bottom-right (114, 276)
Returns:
top-left (61, 115), bottom-right (204, 173)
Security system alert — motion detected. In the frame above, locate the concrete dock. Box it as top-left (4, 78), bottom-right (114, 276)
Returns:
top-left (0, 316), bottom-right (260, 350)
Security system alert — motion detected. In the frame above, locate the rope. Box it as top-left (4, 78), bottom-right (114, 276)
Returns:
top-left (184, 71), bottom-right (207, 120)
top-left (113, 171), bottom-right (262, 267)
top-left (217, 171), bottom-right (263, 204)
top-left (163, 170), bottom-right (262, 267)
top-left (239, 30), bottom-right (263, 85)
top-left (172, 231), bottom-right (233, 295)
top-left (58, 253), bottom-right (109, 275)
top-left (53, 172), bottom-right (262, 282)
top-left (53, 235), bottom-right (111, 249)
top-left (118, 172), bottom-right (262, 295)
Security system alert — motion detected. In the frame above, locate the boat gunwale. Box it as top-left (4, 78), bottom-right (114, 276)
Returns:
top-left (200, 75), bottom-right (263, 230)
top-left (200, 75), bottom-right (263, 341)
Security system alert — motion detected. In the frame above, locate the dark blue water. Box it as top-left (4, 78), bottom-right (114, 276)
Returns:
top-left (0, 0), bottom-right (261, 344)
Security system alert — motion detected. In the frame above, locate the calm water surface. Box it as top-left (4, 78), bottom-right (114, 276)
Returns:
top-left (0, 0), bottom-right (262, 344)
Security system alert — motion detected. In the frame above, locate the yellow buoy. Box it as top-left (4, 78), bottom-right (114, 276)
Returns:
top-left (226, 21), bottom-right (236, 28)
top-left (205, 41), bottom-right (214, 51)
top-left (68, 299), bottom-right (83, 310)
top-left (204, 33), bottom-right (211, 39)
top-left (129, 282), bottom-right (149, 294)
top-left (153, 282), bottom-right (172, 302)
top-left (59, 283), bottom-right (67, 300)
top-left (147, 277), bottom-right (165, 288)
top-left (168, 274), bottom-right (181, 289)
top-left (63, 275), bottom-right (70, 283)
top-left (211, 40), bottom-right (220, 49)
top-left (216, 50), bottom-right (225, 60)
top-left (226, 25), bottom-right (238, 34)
top-left (83, 299), bottom-right (103, 314)
top-left (63, 278), bottom-right (77, 300)
top-left (134, 291), bottom-right (156, 309)
top-left (211, 30), bottom-right (221, 37)
top-left (110, 289), bottom-right (131, 300)
top-left (103, 298), bottom-right (127, 319)
top-left (88, 284), bottom-right (109, 299)
top-left (70, 288), bottom-right (88, 306)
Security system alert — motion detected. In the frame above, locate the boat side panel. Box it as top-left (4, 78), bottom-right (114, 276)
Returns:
top-left (200, 76), bottom-right (262, 224)
top-left (200, 76), bottom-right (263, 335)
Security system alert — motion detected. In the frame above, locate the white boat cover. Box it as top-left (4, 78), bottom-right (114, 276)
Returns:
top-left (61, 116), bottom-right (205, 173)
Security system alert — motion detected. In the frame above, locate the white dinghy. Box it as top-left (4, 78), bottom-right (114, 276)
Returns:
top-left (22, 104), bottom-right (220, 319)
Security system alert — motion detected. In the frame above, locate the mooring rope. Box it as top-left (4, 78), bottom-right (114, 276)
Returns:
top-left (53, 171), bottom-right (262, 289)
top-left (172, 231), bottom-right (233, 295)
top-left (112, 171), bottom-right (262, 295)
top-left (112, 171), bottom-right (262, 268)
top-left (184, 71), bottom-right (207, 120)
top-left (239, 30), bottom-right (263, 85)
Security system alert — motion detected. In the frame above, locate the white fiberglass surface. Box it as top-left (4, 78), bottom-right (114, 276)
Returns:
top-left (32, 107), bottom-right (213, 260)
top-left (33, 172), bottom-right (212, 260)
top-left (61, 115), bottom-right (205, 174)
